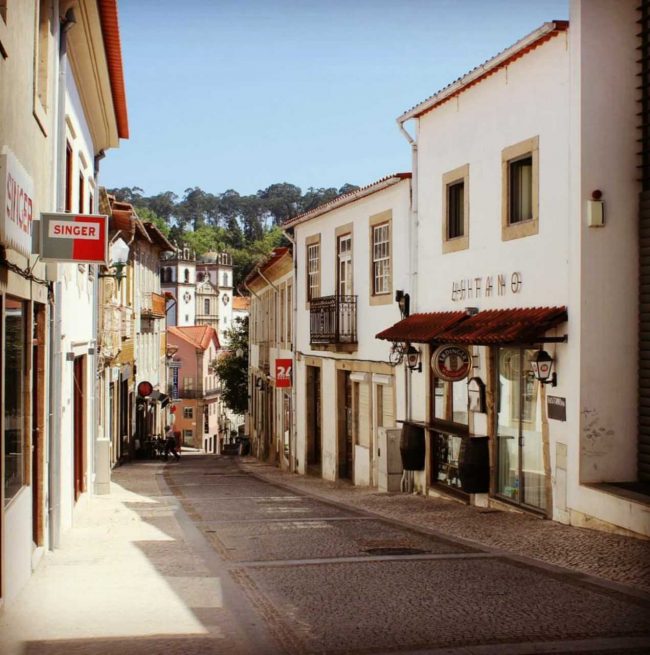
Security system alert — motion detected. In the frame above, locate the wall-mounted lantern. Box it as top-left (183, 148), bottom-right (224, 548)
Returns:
top-left (395, 290), bottom-right (410, 319)
top-left (406, 345), bottom-right (422, 372)
top-left (531, 349), bottom-right (556, 386)
top-left (99, 237), bottom-right (130, 288)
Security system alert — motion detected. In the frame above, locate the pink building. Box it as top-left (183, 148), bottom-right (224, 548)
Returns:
top-left (167, 325), bottom-right (221, 452)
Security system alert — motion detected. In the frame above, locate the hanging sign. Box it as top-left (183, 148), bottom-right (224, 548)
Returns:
top-left (0, 147), bottom-right (35, 258)
top-left (431, 345), bottom-right (472, 382)
top-left (137, 380), bottom-right (153, 397)
top-left (39, 212), bottom-right (108, 263)
top-left (275, 358), bottom-right (292, 388)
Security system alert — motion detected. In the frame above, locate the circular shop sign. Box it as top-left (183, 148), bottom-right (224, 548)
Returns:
top-left (431, 345), bottom-right (472, 382)
top-left (137, 380), bottom-right (153, 397)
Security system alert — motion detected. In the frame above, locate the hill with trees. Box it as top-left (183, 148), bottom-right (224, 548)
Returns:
top-left (107, 182), bottom-right (359, 289)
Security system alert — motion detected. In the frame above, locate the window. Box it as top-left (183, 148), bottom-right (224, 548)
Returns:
top-left (183, 377), bottom-right (194, 391)
top-left (369, 210), bottom-right (392, 305)
top-left (78, 171), bottom-right (85, 213)
top-left (184, 268), bottom-right (190, 283)
top-left (502, 136), bottom-right (539, 241)
top-left (336, 226), bottom-right (353, 297)
top-left (204, 298), bottom-right (210, 315)
top-left (197, 272), bottom-right (204, 282)
top-left (306, 235), bottom-right (320, 302)
top-left (287, 281), bottom-right (293, 345)
top-left (4, 297), bottom-right (27, 504)
top-left (183, 407), bottom-right (193, 419)
top-left (442, 164), bottom-right (469, 253)
top-left (183, 429), bottom-right (193, 445)
top-left (65, 142), bottom-right (73, 212)
top-left (223, 272), bottom-right (228, 287)
top-left (88, 190), bottom-right (94, 214)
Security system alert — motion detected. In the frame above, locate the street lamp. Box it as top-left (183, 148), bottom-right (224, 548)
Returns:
top-left (99, 237), bottom-right (130, 288)
top-left (531, 349), bottom-right (556, 386)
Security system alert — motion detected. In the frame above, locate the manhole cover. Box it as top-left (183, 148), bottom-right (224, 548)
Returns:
top-left (363, 547), bottom-right (429, 556)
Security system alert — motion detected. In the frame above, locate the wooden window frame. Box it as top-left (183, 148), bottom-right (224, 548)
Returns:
top-left (369, 210), bottom-right (392, 306)
top-left (335, 223), bottom-right (353, 297)
top-left (501, 136), bottom-right (539, 241)
top-left (442, 164), bottom-right (469, 253)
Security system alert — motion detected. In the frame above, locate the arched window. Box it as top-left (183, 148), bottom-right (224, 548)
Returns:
top-left (184, 268), bottom-right (190, 283)
top-left (204, 298), bottom-right (210, 315)
top-left (197, 272), bottom-right (204, 282)
top-left (222, 272), bottom-right (228, 287)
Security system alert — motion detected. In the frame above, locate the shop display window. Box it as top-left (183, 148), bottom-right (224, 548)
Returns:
top-left (4, 297), bottom-right (27, 504)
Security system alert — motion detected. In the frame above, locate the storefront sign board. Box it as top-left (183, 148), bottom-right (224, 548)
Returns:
top-left (547, 396), bottom-right (566, 421)
top-left (431, 345), bottom-right (472, 382)
top-left (39, 212), bottom-right (108, 263)
top-left (0, 147), bottom-right (35, 258)
top-left (275, 358), bottom-right (292, 388)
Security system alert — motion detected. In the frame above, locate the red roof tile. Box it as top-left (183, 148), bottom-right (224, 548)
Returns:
top-left (167, 325), bottom-right (220, 351)
top-left (377, 307), bottom-right (567, 345)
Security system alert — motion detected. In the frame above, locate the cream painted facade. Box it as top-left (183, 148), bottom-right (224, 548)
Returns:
top-left (247, 248), bottom-right (294, 468)
top-left (285, 177), bottom-right (411, 484)
top-left (386, 1), bottom-right (647, 536)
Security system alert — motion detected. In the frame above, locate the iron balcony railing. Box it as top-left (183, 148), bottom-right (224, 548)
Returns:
top-left (309, 295), bottom-right (357, 345)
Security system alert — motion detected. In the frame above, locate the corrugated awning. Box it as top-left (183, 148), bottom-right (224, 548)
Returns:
top-left (376, 307), bottom-right (567, 345)
top-left (375, 311), bottom-right (467, 343)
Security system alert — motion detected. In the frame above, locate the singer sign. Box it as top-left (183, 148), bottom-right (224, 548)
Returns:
top-left (0, 147), bottom-right (35, 258)
top-left (40, 212), bottom-right (108, 263)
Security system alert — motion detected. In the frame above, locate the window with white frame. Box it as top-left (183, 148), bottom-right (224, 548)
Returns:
top-left (306, 237), bottom-right (320, 301)
top-left (372, 223), bottom-right (390, 295)
top-left (183, 407), bottom-right (193, 419)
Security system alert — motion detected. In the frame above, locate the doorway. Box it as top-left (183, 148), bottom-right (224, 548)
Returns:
top-left (337, 370), bottom-right (353, 479)
top-left (496, 347), bottom-right (546, 512)
top-left (31, 304), bottom-right (46, 546)
top-left (73, 356), bottom-right (86, 501)
top-left (306, 365), bottom-right (321, 473)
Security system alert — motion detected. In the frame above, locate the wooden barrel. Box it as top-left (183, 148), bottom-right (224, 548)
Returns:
top-left (400, 422), bottom-right (425, 471)
top-left (459, 436), bottom-right (489, 493)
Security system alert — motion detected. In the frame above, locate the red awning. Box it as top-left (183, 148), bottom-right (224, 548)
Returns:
top-left (375, 311), bottom-right (467, 343)
top-left (376, 307), bottom-right (567, 345)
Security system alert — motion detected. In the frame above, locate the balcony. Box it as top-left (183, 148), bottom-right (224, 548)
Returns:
top-left (309, 295), bottom-right (357, 351)
top-left (141, 292), bottom-right (166, 319)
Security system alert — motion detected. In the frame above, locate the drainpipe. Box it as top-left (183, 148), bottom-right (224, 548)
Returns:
top-left (397, 118), bottom-right (419, 422)
top-left (282, 229), bottom-right (298, 472)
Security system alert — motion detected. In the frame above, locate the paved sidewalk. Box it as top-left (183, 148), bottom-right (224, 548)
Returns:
top-left (0, 457), bottom-right (266, 655)
top-left (239, 458), bottom-right (650, 594)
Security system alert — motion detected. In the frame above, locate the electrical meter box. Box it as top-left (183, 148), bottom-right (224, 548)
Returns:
top-left (378, 427), bottom-right (403, 492)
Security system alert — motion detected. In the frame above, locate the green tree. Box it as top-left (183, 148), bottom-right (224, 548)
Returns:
top-left (136, 206), bottom-right (171, 236)
top-left (213, 316), bottom-right (249, 415)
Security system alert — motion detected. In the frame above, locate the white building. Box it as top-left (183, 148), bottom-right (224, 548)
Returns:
top-left (0, 0), bottom-right (128, 605)
top-left (283, 176), bottom-right (411, 483)
top-left (377, 2), bottom-right (647, 536)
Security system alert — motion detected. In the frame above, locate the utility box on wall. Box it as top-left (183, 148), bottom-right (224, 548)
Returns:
top-left (378, 427), bottom-right (403, 492)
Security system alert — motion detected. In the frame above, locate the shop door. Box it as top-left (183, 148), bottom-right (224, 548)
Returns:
top-left (306, 366), bottom-right (321, 471)
top-left (337, 370), bottom-right (352, 479)
top-left (31, 304), bottom-right (45, 546)
top-left (496, 347), bottom-right (546, 512)
top-left (73, 356), bottom-right (86, 501)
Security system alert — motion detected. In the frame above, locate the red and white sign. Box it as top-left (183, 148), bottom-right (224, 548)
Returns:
top-left (275, 358), bottom-right (292, 388)
top-left (431, 345), bottom-right (472, 382)
top-left (39, 212), bottom-right (108, 263)
top-left (0, 147), bottom-right (35, 258)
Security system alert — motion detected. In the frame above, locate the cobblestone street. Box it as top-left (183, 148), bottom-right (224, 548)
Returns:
top-left (1, 454), bottom-right (649, 655)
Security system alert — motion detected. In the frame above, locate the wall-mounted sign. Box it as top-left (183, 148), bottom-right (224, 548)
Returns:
top-left (0, 147), bottom-right (35, 258)
top-left (39, 212), bottom-right (108, 263)
top-left (451, 272), bottom-right (522, 302)
top-left (137, 380), bottom-right (153, 397)
top-left (275, 358), bottom-right (292, 388)
top-left (547, 396), bottom-right (566, 421)
top-left (431, 345), bottom-right (472, 382)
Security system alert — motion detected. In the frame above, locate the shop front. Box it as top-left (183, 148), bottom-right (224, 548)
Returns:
top-left (377, 307), bottom-right (567, 515)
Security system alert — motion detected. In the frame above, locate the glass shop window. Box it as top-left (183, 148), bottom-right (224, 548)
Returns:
top-left (4, 297), bottom-right (27, 504)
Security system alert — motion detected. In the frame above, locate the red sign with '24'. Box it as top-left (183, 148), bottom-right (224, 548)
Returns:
top-left (275, 359), bottom-right (292, 388)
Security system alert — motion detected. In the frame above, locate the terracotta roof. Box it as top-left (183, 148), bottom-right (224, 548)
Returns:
top-left (377, 307), bottom-right (567, 345)
top-left (244, 247), bottom-right (292, 286)
top-left (376, 311), bottom-right (466, 343)
top-left (142, 221), bottom-right (175, 252)
top-left (233, 296), bottom-right (250, 311)
top-left (282, 173), bottom-right (411, 228)
top-left (399, 21), bottom-right (569, 122)
top-left (108, 201), bottom-right (150, 241)
top-left (167, 325), bottom-right (220, 351)
top-left (97, 0), bottom-right (129, 139)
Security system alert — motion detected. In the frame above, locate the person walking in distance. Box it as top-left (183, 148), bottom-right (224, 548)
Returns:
top-left (164, 425), bottom-right (180, 462)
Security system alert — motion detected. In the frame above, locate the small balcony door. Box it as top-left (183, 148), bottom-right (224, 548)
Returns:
top-left (337, 235), bottom-right (353, 337)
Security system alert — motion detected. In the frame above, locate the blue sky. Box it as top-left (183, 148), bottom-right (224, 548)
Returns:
top-left (102, 0), bottom-right (568, 198)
